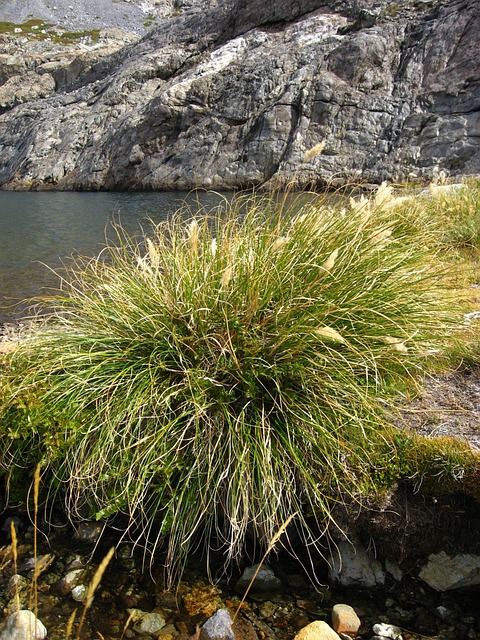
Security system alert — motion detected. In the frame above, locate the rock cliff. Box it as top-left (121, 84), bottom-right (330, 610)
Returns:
top-left (0, 0), bottom-right (479, 190)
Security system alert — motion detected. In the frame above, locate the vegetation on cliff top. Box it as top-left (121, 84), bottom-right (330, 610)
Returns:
top-left (0, 181), bottom-right (479, 583)
top-left (0, 19), bottom-right (100, 44)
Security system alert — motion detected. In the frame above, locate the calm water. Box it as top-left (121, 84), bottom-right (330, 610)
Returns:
top-left (0, 191), bottom-right (228, 322)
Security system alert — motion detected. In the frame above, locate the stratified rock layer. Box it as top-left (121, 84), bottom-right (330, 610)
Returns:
top-left (0, 0), bottom-right (479, 190)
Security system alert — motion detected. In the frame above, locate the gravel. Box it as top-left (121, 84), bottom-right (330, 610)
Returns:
top-left (0, 0), bottom-right (168, 35)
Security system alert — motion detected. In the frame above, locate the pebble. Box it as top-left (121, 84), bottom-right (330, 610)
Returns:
top-left (65, 553), bottom-right (86, 570)
top-left (385, 560), bottom-right (403, 582)
top-left (71, 584), bottom-right (87, 602)
top-left (127, 609), bottom-right (166, 635)
top-left (258, 601), bottom-right (278, 618)
top-left (56, 568), bottom-right (85, 595)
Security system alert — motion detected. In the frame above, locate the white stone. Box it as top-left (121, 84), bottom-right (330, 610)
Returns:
top-left (200, 609), bottom-right (234, 640)
top-left (0, 611), bottom-right (47, 640)
top-left (328, 539), bottom-right (385, 588)
top-left (385, 559), bottom-right (403, 582)
top-left (372, 622), bottom-right (403, 639)
top-left (419, 551), bottom-right (480, 591)
top-left (71, 584), bottom-right (87, 602)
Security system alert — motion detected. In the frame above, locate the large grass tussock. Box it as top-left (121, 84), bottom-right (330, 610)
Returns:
top-left (1, 189), bottom-right (460, 582)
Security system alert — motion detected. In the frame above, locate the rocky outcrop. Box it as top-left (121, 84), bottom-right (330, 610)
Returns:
top-left (0, 0), bottom-right (479, 190)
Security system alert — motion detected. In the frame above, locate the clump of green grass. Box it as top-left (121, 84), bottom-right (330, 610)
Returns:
top-left (384, 178), bottom-right (480, 250)
top-left (1, 190), bottom-right (460, 583)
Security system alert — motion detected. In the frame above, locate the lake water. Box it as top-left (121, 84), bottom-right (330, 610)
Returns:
top-left (0, 190), bottom-right (228, 322)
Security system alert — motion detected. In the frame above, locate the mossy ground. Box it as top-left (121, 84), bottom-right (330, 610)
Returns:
top-left (0, 19), bottom-right (100, 44)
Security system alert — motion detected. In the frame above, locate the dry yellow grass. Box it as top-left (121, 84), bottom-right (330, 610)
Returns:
top-left (0, 341), bottom-right (16, 354)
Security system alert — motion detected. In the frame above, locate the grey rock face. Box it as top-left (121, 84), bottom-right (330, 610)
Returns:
top-left (0, 0), bottom-right (479, 190)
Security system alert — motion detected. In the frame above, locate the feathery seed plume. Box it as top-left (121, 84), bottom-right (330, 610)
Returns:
top-left (321, 248), bottom-right (339, 272)
top-left (350, 195), bottom-right (370, 215)
top-left (315, 326), bottom-right (346, 343)
top-left (303, 141), bottom-right (326, 162)
top-left (188, 219), bottom-right (199, 253)
top-left (146, 238), bottom-right (160, 268)
top-left (375, 181), bottom-right (393, 208)
top-left (272, 236), bottom-right (289, 251)
top-left (370, 228), bottom-right (393, 246)
top-left (384, 336), bottom-right (408, 353)
top-left (221, 265), bottom-right (233, 289)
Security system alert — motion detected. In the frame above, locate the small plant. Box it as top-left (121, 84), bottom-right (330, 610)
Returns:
top-left (144, 14), bottom-right (156, 28)
top-left (2, 189), bottom-right (460, 584)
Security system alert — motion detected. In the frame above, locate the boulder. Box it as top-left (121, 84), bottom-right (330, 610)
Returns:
top-left (328, 539), bottom-right (385, 589)
top-left (418, 551), bottom-right (480, 591)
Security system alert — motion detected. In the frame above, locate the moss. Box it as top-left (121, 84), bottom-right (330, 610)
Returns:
top-left (0, 19), bottom-right (100, 44)
top-left (381, 3), bottom-right (401, 18)
top-left (364, 428), bottom-right (480, 503)
top-left (0, 19), bottom-right (53, 39)
top-left (55, 29), bottom-right (101, 44)
top-left (144, 14), bottom-right (156, 28)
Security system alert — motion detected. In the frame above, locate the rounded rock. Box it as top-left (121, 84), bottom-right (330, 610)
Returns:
top-left (294, 621), bottom-right (341, 640)
top-left (0, 610), bottom-right (47, 640)
top-left (71, 584), bottom-right (87, 602)
top-left (331, 604), bottom-right (361, 636)
top-left (74, 521), bottom-right (104, 544)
